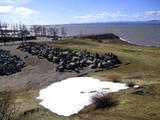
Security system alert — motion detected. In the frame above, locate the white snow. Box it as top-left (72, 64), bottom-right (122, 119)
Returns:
top-left (37, 77), bottom-right (128, 116)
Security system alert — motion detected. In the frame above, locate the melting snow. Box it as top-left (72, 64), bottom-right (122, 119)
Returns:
top-left (37, 77), bottom-right (128, 116)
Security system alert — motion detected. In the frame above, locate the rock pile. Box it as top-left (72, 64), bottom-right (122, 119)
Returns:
top-left (18, 42), bottom-right (121, 72)
top-left (0, 49), bottom-right (25, 75)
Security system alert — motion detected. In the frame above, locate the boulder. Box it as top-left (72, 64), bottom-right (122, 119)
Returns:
top-left (18, 42), bottom-right (121, 72)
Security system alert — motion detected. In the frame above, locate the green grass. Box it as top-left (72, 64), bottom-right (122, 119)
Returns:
top-left (54, 38), bottom-right (97, 46)
top-left (5, 38), bottom-right (160, 120)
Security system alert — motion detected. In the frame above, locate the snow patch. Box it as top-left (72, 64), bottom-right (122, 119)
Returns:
top-left (37, 77), bottom-right (128, 116)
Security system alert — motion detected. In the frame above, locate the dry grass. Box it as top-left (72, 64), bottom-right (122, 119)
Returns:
top-left (92, 93), bottom-right (118, 109)
top-left (0, 92), bottom-right (19, 120)
top-left (108, 75), bottom-right (121, 83)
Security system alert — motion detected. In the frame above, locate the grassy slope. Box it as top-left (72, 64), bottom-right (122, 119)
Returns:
top-left (11, 39), bottom-right (160, 120)
top-left (54, 39), bottom-right (160, 84)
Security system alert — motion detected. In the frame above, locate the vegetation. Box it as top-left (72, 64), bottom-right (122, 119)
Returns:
top-left (92, 93), bottom-right (118, 109)
top-left (53, 38), bottom-right (160, 85)
top-left (1, 38), bottom-right (160, 120)
top-left (0, 92), bottom-right (19, 120)
top-left (127, 82), bottom-right (136, 88)
top-left (107, 75), bottom-right (121, 83)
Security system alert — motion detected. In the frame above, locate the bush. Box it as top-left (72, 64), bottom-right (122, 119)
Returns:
top-left (92, 93), bottom-right (118, 109)
top-left (108, 75), bottom-right (121, 83)
top-left (0, 92), bottom-right (19, 120)
top-left (112, 79), bottom-right (121, 83)
top-left (127, 82), bottom-right (135, 88)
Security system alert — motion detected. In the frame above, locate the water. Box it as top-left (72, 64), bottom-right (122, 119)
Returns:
top-left (54, 23), bottom-right (160, 46)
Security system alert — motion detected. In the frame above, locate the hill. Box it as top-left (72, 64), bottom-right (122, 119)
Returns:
top-left (0, 38), bottom-right (160, 120)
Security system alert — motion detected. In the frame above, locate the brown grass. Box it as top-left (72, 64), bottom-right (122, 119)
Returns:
top-left (127, 82), bottom-right (135, 88)
top-left (108, 75), bottom-right (121, 83)
top-left (92, 93), bottom-right (118, 109)
top-left (0, 92), bottom-right (19, 120)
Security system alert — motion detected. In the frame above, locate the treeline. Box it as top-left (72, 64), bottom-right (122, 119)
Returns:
top-left (0, 20), bottom-right (67, 43)
top-left (31, 25), bottom-right (67, 37)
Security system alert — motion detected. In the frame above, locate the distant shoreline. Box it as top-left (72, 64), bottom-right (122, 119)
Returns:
top-left (119, 37), bottom-right (160, 47)
top-left (51, 23), bottom-right (160, 47)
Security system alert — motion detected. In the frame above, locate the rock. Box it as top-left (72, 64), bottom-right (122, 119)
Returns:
top-left (90, 64), bottom-right (97, 69)
top-left (0, 49), bottom-right (25, 75)
top-left (24, 55), bottom-right (28, 58)
top-left (18, 42), bottom-right (121, 72)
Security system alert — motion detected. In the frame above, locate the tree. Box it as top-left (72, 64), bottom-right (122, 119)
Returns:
top-left (42, 26), bottom-right (47, 36)
top-left (31, 25), bottom-right (38, 36)
top-left (19, 23), bottom-right (29, 42)
top-left (48, 27), bottom-right (59, 37)
top-left (61, 27), bottom-right (67, 38)
top-left (31, 25), bottom-right (42, 36)
top-left (0, 21), bottom-right (8, 45)
top-left (0, 20), bottom-right (2, 43)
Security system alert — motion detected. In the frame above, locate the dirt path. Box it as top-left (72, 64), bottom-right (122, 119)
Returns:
top-left (0, 45), bottom-right (89, 91)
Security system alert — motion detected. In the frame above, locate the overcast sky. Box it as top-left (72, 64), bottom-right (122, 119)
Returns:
top-left (0, 0), bottom-right (160, 24)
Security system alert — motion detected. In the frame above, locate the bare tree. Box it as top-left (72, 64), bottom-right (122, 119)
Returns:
top-left (0, 21), bottom-right (8, 45)
top-left (61, 27), bottom-right (67, 38)
top-left (12, 23), bottom-right (17, 38)
top-left (42, 26), bottom-right (47, 36)
top-left (48, 27), bottom-right (59, 37)
top-left (22, 24), bottom-right (30, 41)
top-left (55, 27), bottom-right (59, 37)
top-left (31, 25), bottom-right (42, 36)
top-left (0, 20), bottom-right (2, 43)
top-left (31, 25), bottom-right (38, 36)
top-left (19, 23), bottom-right (31, 42)
top-left (38, 25), bottom-right (44, 36)
top-left (18, 22), bottom-right (23, 40)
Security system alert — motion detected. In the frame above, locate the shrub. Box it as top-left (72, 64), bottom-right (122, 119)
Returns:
top-left (127, 82), bottom-right (135, 88)
top-left (112, 79), bottom-right (121, 83)
top-left (108, 75), bottom-right (121, 83)
top-left (92, 93), bottom-right (118, 109)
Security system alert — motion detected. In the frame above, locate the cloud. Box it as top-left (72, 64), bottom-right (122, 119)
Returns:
top-left (0, 5), bottom-right (13, 14)
top-left (73, 10), bottom-right (160, 22)
top-left (14, 6), bottom-right (37, 16)
top-left (0, 5), bottom-right (36, 16)
top-left (74, 11), bottom-right (127, 20)
top-left (0, 0), bottom-right (37, 24)
top-left (0, 5), bottom-right (37, 24)
top-left (145, 11), bottom-right (160, 16)
top-left (0, 0), bottom-right (30, 5)
top-left (0, 0), bottom-right (36, 23)
top-left (133, 10), bottom-right (160, 19)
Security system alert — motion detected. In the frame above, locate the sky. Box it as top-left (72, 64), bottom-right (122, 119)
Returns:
top-left (0, 0), bottom-right (160, 25)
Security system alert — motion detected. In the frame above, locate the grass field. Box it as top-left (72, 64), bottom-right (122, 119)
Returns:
top-left (54, 39), bottom-right (160, 84)
top-left (1, 38), bottom-right (160, 120)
